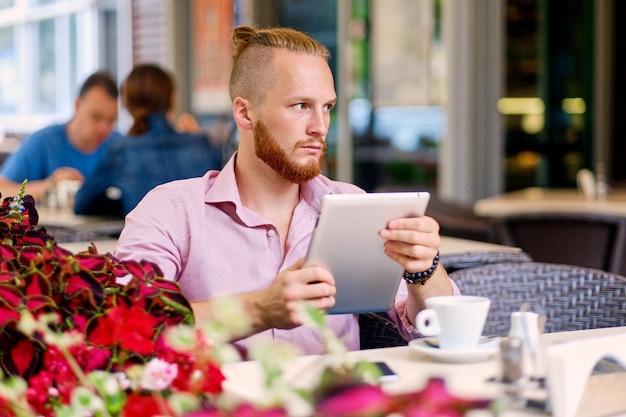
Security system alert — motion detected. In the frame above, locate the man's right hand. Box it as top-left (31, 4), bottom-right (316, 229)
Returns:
top-left (189, 259), bottom-right (336, 342)
top-left (256, 258), bottom-right (336, 330)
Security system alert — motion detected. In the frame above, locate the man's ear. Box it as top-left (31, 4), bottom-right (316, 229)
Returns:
top-left (232, 97), bottom-right (254, 130)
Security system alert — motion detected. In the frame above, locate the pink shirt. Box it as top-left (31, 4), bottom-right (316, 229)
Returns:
top-left (114, 154), bottom-right (458, 355)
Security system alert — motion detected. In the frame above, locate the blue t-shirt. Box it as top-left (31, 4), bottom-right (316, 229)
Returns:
top-left (0, 123), bottom-right (119, 182)
top-left (73, 113), bottom-right (223, 216)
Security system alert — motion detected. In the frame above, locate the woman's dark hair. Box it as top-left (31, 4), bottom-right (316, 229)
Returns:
top-left (122, 64), bottom-right (174, 136)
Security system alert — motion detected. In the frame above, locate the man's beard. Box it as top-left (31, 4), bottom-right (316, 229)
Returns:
top-left (254, 120), bottom-right (326, 184)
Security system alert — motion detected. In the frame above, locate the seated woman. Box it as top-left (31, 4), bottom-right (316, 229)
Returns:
top-left (74, 64), bottom-right (222, 216)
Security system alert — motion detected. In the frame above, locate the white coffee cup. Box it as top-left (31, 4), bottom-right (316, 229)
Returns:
top-left (415, 295), bottom-right (491, 350)
top-left (56, 179), bottom-right (81, 211)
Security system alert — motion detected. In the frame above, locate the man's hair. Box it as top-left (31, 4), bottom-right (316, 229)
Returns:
top-left (78, 70), bottom-right (119, 99)
top-left (121, 63), bottom-right (174, 136)
top-left (229, 26), bottom-right (330, 103)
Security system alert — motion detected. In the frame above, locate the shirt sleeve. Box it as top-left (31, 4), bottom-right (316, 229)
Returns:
top-left (389, 276), bottom-right (461, 341)
top-left (114, 185), bottom-right (188, 282)
top-left (0, 135), bottom-right (49, 182)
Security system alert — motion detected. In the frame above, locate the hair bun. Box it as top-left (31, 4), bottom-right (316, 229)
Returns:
top-left (232, 26), bottom-right (257, 56)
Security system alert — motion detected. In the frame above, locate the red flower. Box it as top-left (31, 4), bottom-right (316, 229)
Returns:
top-left (155, 338), bottom-right (225, 395)
top-left (232, 403), bottom-right (289, 417)
top-left (183, 404), bottom-right (289, 417)
top-left (89, 304), bottom-right (161, 356)
top-left (70, 341), bottom-right (112, 373)
top-left (391, 378), bottom-right (493, 416)
top-left (122, 392), bottom-right (171, 417)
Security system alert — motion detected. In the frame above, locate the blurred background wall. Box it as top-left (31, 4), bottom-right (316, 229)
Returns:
top-left (0, 0), bottom-right (619, 204)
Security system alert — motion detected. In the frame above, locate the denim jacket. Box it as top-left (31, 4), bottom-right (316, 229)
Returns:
top-left (74, 113), bottom-right (222, 216)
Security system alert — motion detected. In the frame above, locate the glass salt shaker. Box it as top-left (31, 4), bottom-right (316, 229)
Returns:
top-left (500, 337), bottom-right (525, 408)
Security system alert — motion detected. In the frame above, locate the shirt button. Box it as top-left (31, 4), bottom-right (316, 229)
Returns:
top-left (268, 229), bottom-right (276, 237)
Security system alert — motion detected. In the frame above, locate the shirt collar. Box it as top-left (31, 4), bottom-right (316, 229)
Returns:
top-left (205, 152), bottom-right (332, 214)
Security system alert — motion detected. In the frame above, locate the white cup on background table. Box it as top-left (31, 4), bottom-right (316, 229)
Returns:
top-left (55, 179), bottom-right (81, 211)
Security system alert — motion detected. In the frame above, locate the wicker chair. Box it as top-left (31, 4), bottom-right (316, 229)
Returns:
top-left (359, 311), bottom-right (408, 350)
top-left (450, 262), bottom-right (626, 337)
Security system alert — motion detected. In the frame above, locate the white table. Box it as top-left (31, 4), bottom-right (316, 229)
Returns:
top-left (36, 206), bottom-right (124, 229)
top-left (59, 239), bottom-right (118, 254)
top-left (54, 236), bottom-right (519, 257)
top-left (221, 326), bottom-right (626, 417)
top-left (35, 206), bottom-right (124, 246)
top-left (474, 187), bottom-right (626, 218)
top-left (440, 236), bottom-right (520, 255)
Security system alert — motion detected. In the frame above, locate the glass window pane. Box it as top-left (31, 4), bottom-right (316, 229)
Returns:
top-left (29, 0), bottom-right (68, 5)
top-left (34, 18), bottom-right (56, 114)
top-left (0, 26), bottom-right (17, 113)
top-left (69, 13), bottom-right (78, 96)
top-left (0, 0), bottom-right (15, 9)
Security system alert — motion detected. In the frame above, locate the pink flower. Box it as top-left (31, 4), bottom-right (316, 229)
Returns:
top-left (315, 384), bottom-right (392, 416)
top-left (140, 357), bottom-right (178, 391)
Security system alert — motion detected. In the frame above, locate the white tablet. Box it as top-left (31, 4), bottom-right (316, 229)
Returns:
top-left (304, 191), bottom-right (431, 314)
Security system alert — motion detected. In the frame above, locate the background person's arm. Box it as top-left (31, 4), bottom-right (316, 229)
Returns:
top-left (0, 175), bottom-right (51, 202)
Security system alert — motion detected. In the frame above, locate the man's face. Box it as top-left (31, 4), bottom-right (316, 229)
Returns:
top-left (251, 50), bottom-right (336, 184)
top-left (74, 86), bottom-right (118, 150)
top-left (254, 119), bottom-right (327, 184)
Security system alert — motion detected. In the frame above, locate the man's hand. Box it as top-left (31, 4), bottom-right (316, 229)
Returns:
top-left (256, 258), bottom-right (336, 330)
top-left (380, 215), bottom-right (453, 323)
top-left (190, 259), bottom-right (336, 342)
top-left (379, 215), bottom-right (441, 273)
top-left (49, 167), bottom-right (84, 185)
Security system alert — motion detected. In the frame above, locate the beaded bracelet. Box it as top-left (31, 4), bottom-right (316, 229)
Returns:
top-left (402, 251), bottom-right (440, 285)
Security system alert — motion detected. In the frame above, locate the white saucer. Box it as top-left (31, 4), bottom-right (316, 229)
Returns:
top-left (409, 337), bottom-right (501, 363)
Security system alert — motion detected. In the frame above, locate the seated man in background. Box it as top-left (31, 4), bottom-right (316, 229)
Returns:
top-left (114, 26), bottom-right (459, 355)
top-left (73, 64), bottom-right (223, 217)
top-left (0, 71), bottom-right (120, 202)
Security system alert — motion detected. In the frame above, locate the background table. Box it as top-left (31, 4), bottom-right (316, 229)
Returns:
top-left (439, 236), bottom-right (520, 255)
top-left (473, 187), bottom-right (626, 274)
top-left (36, 206), bottom-right (124, 244)
top-left (55, 235), bottom-right (520, 258)
top-left (474, 187), bottom-right (626, 218)
top-left (59, 240), bottom-right (117, 254)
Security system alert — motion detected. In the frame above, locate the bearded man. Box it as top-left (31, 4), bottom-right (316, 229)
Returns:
top-left (114, 26), bottom-right (458, 355)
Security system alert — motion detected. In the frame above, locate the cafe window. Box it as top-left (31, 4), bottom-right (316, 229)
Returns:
top-left (268, 0), bottom-right (444, 193)
top-left (502, 0), bottom-right (594, 190)
top-left (0, 0), bottom-right (117, 135)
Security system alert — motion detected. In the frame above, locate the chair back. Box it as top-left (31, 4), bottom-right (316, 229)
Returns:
top-left (359, 312), bottom-right (407, 350)
top-left (494, 212), bottom-right (626, 274)
top-left (450, 262), bottom-right (626, 336)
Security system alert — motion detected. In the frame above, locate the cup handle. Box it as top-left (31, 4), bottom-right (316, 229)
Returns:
top-left (415, 308), bottom-right (440, 336)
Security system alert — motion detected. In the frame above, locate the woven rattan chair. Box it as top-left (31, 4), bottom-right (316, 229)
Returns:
top-left (359, 312), bottom-right (407, 350)
top-left (450, 262), bottom-right (626, 337)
